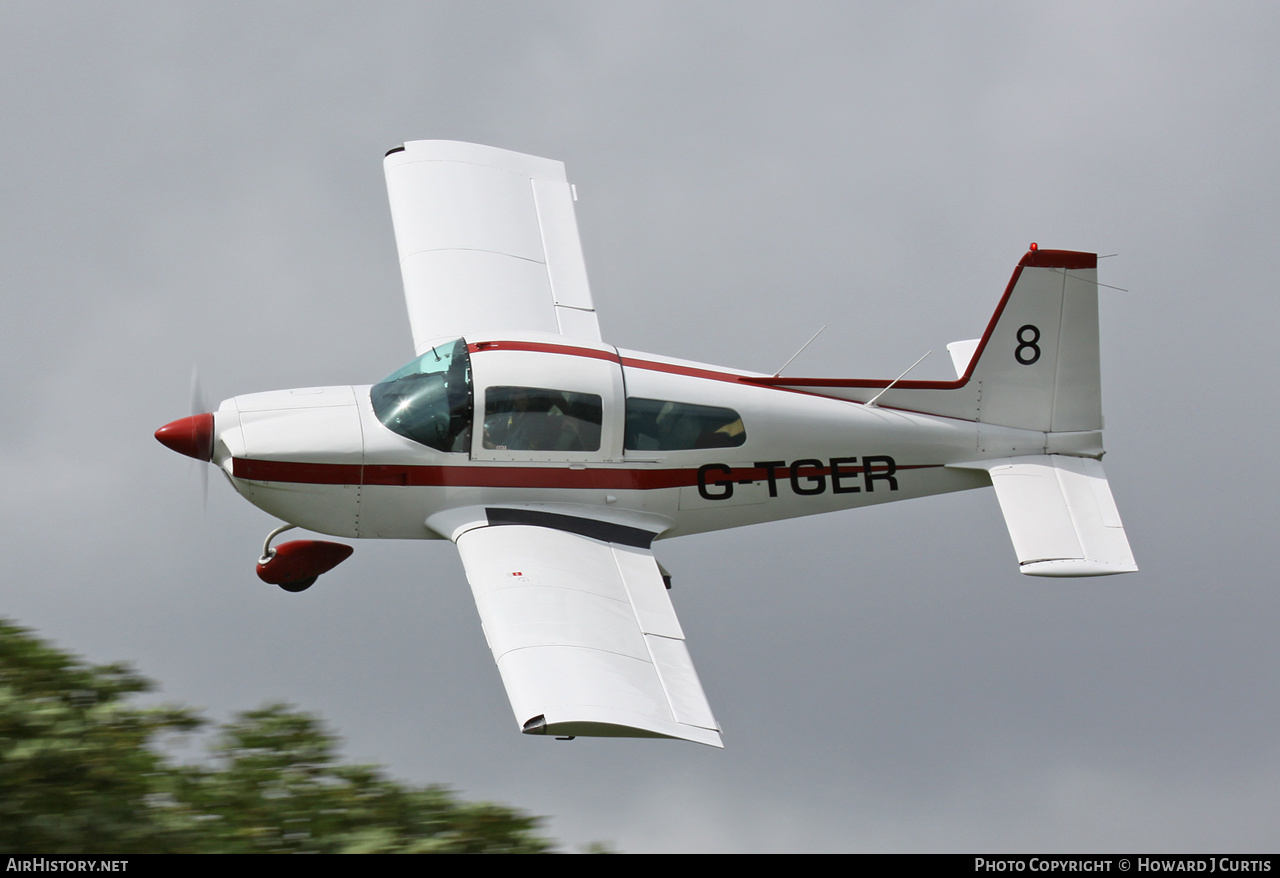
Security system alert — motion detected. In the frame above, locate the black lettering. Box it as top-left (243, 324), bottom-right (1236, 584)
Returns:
top-left (697, 463), bottom-right (734, 500)
top-left (829, 457), bottom-right (862, 493)
top-left (862, 455), bottom-right (898, 491)
top-left (789, 458), bottom-right (827, 495)
top-left (1015, 324), bottom-right (1041, 365)
top-left (754, 461), bottom-right (786, 497)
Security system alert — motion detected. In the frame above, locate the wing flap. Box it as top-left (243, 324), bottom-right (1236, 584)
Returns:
top-left (454, 516), bottom-right (721, 746)
top-left (384, 141), bottom-right (601, 353)
top-left (531, 178), bottom-right (593, 312)
top-left (646, 636), bottom-right (718, 729)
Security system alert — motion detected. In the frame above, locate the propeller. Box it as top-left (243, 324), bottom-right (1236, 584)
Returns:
top-left (190, 366), bottom-right (209, 508)
top-left (155, 367), bottom-right (215, 508)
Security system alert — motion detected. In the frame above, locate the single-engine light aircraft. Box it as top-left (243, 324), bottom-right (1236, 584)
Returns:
top-left (157, 141), bottom-right (1137, 748)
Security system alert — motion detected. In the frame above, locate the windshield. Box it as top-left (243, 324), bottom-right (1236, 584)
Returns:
top-left (370, 338), bottom-right (473, 452)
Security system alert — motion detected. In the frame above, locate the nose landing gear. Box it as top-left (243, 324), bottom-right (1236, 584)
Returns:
top-left (256, 524), bottom-right (354, 592)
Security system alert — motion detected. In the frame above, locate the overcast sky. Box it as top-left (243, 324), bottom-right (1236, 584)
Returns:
top-left (3, 2), bottom-right (1278, 852)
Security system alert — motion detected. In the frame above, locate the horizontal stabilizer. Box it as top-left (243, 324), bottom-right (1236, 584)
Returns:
top-left (952, 455), bottom-right (1137, 577)
top-left (946, 339), bottom-right (980, 379)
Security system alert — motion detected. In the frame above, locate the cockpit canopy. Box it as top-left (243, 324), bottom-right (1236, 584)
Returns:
top-left (370, 338), bottom-right (473, 452)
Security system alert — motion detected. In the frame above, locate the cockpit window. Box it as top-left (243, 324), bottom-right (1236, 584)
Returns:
top-left (370, 338), bottom-right (473, 452)
top-left (624, 398), bottom-right (745, 450)
top-left (483, 387), bottom-right (602, 452)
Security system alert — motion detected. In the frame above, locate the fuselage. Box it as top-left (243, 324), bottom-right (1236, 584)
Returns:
top-left (210, 333), bottom-right (1041, 542)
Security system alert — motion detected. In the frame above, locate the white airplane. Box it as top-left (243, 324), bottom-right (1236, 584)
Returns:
top-left (156, 141), bottom-right (1137, 748)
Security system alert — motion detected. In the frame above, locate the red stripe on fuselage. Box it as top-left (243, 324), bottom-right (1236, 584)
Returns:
top-left (231, 458), bottom-right (936, 488)
top-left (467, 340), bottom-right (621, 363)
top-left (233, 459), bottom-right (362, 484)
top-left (618, 355), bottom-right (758, 385)
top-left (465, 337), bottom-right (762, 386)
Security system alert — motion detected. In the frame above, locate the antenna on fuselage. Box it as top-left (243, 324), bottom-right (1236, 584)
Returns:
top-left (772, 325), bottom-right (827, 377)
top-left (865, 350), bottom-right (932, 408)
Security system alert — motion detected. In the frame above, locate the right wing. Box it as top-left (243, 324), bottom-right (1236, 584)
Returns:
top-left (436, 506), bottom-right (722, 747)
top-left (383, 141), bottom-right (601, 355)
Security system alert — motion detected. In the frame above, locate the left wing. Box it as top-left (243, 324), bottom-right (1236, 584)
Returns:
top-left (433, 507), bottom-right (722, 747)
top-left (383, 141), bottom-right (601, 355)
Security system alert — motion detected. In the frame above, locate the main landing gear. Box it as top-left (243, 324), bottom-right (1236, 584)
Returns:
top-left (255, 524), bottom-right (353, 592)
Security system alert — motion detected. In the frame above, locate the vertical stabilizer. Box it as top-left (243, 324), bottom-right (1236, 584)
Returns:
top-left (759, 248), bottom-right (1105, 432)
top-left (965, 249), bottom-right (1101, 433)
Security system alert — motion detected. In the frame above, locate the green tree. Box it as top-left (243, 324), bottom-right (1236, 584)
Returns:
top-left (0, 619), bottom-right (552, 853)
top-left (0, 619), bottom-right (200, 853)
top-left (173, 705), bottom-right (549, 853)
